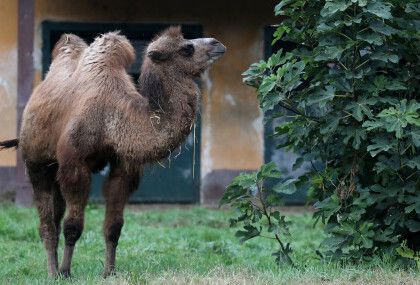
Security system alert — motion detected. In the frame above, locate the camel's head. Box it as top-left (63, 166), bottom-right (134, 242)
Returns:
top-left (145, 26), bottom-right (226, 76)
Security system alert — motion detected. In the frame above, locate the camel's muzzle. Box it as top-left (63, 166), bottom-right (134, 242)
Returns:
top-left (207, 39), bottom-right (226, 61)
top-left (190, 38), bottom-right (226, 61)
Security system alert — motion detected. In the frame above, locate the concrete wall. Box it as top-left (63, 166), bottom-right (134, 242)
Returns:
top-left (0, 0), bottom-right (279, 204)
top-left (0, 0), bottom-right (18, 167)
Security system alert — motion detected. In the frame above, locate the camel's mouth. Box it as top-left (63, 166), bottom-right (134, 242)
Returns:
top-left (209, 51), bottom-right (226, 61)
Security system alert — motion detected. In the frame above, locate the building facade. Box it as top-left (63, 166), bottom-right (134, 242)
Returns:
top-left (0, 0), bottom-right (281, 206)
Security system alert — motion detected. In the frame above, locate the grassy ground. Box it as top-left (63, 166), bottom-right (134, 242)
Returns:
top-left (0, 203), bottom-right (418, 284)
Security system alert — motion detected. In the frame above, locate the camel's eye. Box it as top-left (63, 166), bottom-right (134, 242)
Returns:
top-left (180, 44), bottom-right (194, 57)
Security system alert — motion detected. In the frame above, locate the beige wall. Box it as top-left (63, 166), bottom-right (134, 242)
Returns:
top-left (0, 0), bottom-right (278, 173)
top-left (201, 23), bottom-right (265, 178)
top-left (0, 0), bottom-right (17, 166)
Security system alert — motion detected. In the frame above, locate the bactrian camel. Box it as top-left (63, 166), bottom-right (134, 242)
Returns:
top-left (0, 26), bottom-right (225, 277)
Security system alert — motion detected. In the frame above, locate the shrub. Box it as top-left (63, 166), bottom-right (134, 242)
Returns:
top-left (220, 162), bottom-right (297, 266)
top-left (241, 0), bottom-right (420, 262)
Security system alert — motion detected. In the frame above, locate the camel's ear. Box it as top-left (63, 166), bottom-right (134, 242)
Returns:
top-left (147, 50), bottom-right (168, 62)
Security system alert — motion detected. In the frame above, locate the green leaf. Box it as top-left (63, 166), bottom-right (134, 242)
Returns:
top-left (374, 75), bottom-right (387, 90)
top-left (410, 130), bottom-right (420, 147)
top-left (363, 120), bottom-right (384, 131)
top-left (232, 172), bottom-right (257, 188)
top-left (371, 52), bottom-right (399, 63)
top-left (397, 246), bottom-right (415, 258)
top-left (356, 31), bottom-right (383, 45)
top-left (272, 179), bottom-right (297, 195)
top-left (365, 2), bottom-right (392, 19)
top-left (314, 196), bottom-right (341, 217)
top-left (259, 161), bottom-right (283, 179)
top-left (346, 96), bottom-right (376, 121)
top-left (386, 80), bottom-right (407, 91)
top-left (348, 207), bottom-right (366, 221)
top-left (405, 194), bottom-right (420, 214)
top-left (307, 85), bottom-right (336, 108)
top-left (321, 0), bottom-right (352, 16)
top-left (397, 18), bottom-right (420, 33)
top-left (375, 227), bottom-right (398, 243)
top-left (389, 119), bottom-right (404, 138)
top-left (316, 23), bottom-right (334, 32)
top-left (261, 93), bottom-right (282, 112)
top-left (406, 220), bottom-right (420, 232)
top-left (369, 19), bottom-right (398, 36)
top-left (320, 117), bottom-right (340, 134)
top-left (272, 247), bottom-right (294, 266)
top-left (367, 137), bottom-right (395, 157)
top-left (343, 126), bottom-right (367, 149)
top-left (377, 108), bottom-right (405, 138)
top-left (315, 46), bottom-right (345, 61)
top-left (405, 3), bottom-right (420, 14)
top-left (406, 100), bottom-right (420, 115)
top-left (375, 155), bottom-right (400, 173)
top-left (321, 235), bottom-right (347, 248)
top-left (292, 157), bottom-right (304, 171)
top-left (235, 225), bottom-right (260, 244)
top-left (258, 76), bottom-right (276, 94)
top-left (274, 1), bottom-right (294, 16)
top-left (268, 49), bottom-right (283, 67)
top-left (404, 156), bottom-right (420, 170)
top-left (358, 0), bottom-right (367, 7)
top-left (331, 77), bottom-right (353, 92)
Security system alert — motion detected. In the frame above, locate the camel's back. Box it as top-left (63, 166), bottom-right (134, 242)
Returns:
top-left (20, 37), bottom-right (87, 163)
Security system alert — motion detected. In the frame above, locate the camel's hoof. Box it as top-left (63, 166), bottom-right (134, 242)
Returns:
top-left (103, 268), bottom-right (116, 279)
top-left (58, 269), bottom-right (71, 278)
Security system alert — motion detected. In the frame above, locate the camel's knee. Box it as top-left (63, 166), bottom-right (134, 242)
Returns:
top-left (39, 225), bottom-right (58, 248)
top-left (105, 221), bottom-right (124, 247)
top-left (63, 219), bottom-right (83, 247)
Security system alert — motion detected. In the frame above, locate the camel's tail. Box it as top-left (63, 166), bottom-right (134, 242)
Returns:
top-left (0, 138), bottom-right (19, 150)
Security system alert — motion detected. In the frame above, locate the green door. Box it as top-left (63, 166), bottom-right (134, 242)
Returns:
top-left (42, 22), bottom-right (202, 203)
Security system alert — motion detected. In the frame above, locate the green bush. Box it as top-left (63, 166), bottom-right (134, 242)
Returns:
top-left (240, 0), bottom-right (420, 262)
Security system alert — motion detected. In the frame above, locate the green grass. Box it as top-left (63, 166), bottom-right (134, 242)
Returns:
top-left (0, 203), bottom-right (418, 284)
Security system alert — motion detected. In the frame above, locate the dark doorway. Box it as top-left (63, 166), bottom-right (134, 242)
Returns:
top-left (42, 22), bottom-right (202, 203)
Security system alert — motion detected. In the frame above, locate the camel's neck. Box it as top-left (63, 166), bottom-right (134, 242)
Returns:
top-left (131, 63), bottom-right (200, 163)
top-left (150, 69), bottom-right (199, 158)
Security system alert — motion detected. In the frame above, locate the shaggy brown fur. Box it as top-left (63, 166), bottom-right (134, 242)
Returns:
top-left (1, 26), bottom-right (225, 278)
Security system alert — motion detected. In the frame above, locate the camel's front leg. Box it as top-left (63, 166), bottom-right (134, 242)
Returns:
top-left (56, 160), bottom-right (91, 278)
top-left (102, 165), bottom-right (143, 278)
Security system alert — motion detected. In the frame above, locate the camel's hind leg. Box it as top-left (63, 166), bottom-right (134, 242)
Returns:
top-left (102, 165), bottom-right (143, 278)
top-left (53, 182), bottom-right (66, 264)
top-left (27, 162), bottom-right (65, 277)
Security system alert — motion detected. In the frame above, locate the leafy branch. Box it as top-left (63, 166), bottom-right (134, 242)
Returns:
top-left (220, 162), bottom-right (296, 267)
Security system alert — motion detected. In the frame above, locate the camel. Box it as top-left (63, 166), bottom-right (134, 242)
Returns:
top-left (0, 26), bottom-right (225, 278)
